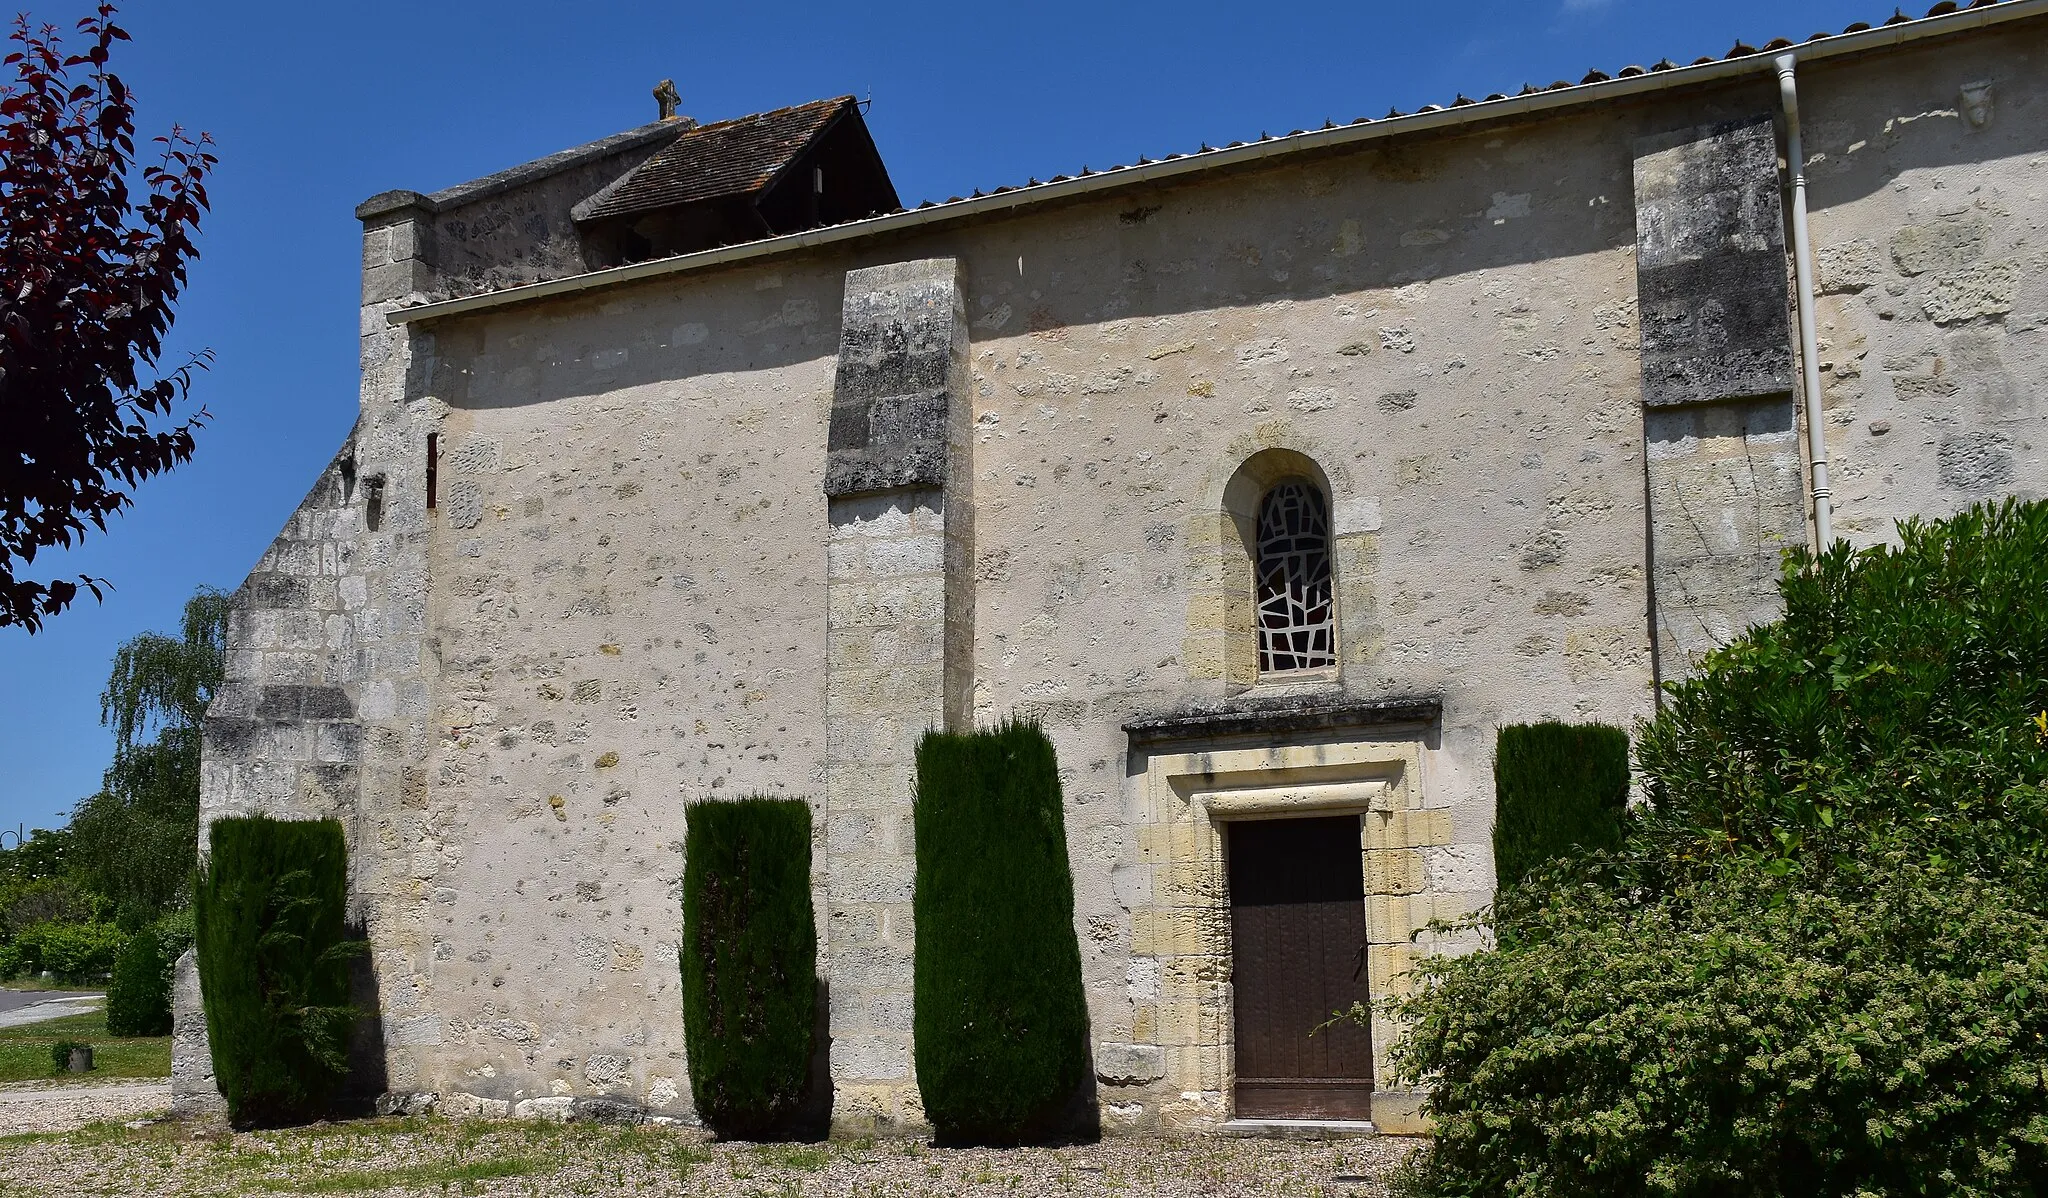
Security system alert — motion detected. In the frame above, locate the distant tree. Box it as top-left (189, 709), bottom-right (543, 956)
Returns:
top-left (0, 825), bottom-right (74, 883)
top-left (0, 4), bottom-right (216, 631)
top-left (69, 584), bottom-right (226, 927)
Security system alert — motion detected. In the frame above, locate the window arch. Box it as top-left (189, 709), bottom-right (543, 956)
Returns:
top-left (1255, 479), bottom-right (1336, 673)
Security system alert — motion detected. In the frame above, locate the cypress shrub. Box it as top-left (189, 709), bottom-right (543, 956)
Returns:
top-left (193, 815), bottom-right (359, 1127)
top-left (1493, 721), bottom-right (1630, 889)
top-left (680, 796), bottom-right (817, 1139)
top-left (106, 926), bottom-right (172, 1036)
top-left (913, 719), bottom-right (1089, 1143)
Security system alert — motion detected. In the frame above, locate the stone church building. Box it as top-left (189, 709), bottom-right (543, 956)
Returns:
top-left (175, 2), bottom-right (2047, 1135)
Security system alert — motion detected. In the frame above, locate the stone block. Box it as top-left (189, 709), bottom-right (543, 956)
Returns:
top-left (1937, 430), bottom-right (2016, 491)
top-left (1095, 1042), bottom-right (1167, 1086)
top-left (1364, 849), bottom-right (1425, 896)
top-left (1632, 116), bottom-right (1793, 407)
top-left (1891, 216), bottom-right (1986, 277)
top-left (831, 858), bottom-right (915, 906)
top-left (512, 1095), bottom-right (574, 1121)
top-left (443, 1091), bottom-right (513, 1119)
top-left (1371, 1089), bottom-right (1432, 1136)
top-left (385, 1014), bottom-right (444, 1047)
top-left (834, 1032), bottom-right (911, 1080)
top-left (170, 948), bottom-right (225, 1116)
top-left (825, 260), bottom-right (967, 498)
top-left (1924, 262), bottom-right (2017, 325)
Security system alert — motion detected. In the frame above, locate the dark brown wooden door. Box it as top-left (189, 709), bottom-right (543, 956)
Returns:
top-left (1226, 814), bottom-right (1373, 1119)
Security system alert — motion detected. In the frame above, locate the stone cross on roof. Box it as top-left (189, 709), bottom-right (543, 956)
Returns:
top-left (654, 78), bottom-right (681, 121)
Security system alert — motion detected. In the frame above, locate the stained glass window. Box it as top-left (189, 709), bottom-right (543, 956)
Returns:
top-left (1255, 480), bottom-right (1336, 673)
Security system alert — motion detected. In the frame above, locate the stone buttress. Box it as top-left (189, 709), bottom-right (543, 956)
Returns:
top-left (819, 258), bottom-right (974, 1133)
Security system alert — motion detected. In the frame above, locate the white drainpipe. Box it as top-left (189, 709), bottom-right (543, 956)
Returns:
top-left (1776, 52), bottom-right (1835, 549)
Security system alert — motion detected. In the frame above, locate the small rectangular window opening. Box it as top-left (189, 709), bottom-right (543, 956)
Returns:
top-left (425, 433), bottom-right (439, 510)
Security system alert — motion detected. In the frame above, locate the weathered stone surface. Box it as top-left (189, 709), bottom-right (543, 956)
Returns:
top-left (1096, 1042), bottom-right (1167, 1087)
top-left (1924, 262), bottom-right (2017, 325)
top-left (1644, 397), bottom-right (1805, 671)
top-left (191, 15), bottom-right (2048, 1140)
top-left (1632, 116), bottom-right (1795, 408)
top-left (1937, 430), bottom-right (2017, 490)
top-left (1891, 216), bottom-right (1987, 277)
top-left (1817, 239), bottom-right (1885, 294)
top-left (825, 259), bottom-right (969, 499)
top-left (169, 949), bottom-right (225, 1117)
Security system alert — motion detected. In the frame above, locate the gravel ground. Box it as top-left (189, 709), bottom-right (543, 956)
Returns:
top-left (0, 1078), bottom-right (172, 1134)
top-left (0, 1114), bottom-right (1418, 1197)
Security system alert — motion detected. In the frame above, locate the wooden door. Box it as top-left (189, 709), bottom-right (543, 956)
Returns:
top-left (1226, 814), bottom-right (1373, 1119)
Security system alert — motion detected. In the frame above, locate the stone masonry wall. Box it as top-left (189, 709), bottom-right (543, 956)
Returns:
top-left (1632, 114), bottom-right (1806, 673)
top-left (948, 103), bottom-right (1665, 1130)
top-left (188, 15), bottom-right (2048, 1134)
top-left (1800, 26), bottom-right (2048, 548)
top-left (394, 257), bottom-right (844, 1118)
top-left (821, 258), bottom-right (974, 1133)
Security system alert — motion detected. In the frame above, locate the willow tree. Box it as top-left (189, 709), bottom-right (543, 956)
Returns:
top-left (70, 585), bottom-right (228, 927)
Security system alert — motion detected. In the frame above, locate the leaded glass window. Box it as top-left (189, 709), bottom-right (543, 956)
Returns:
top-left (1255, 480), bottom-right (1336, 673)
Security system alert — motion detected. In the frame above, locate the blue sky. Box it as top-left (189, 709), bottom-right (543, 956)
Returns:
top-left (0, 0), bottom-right (1889, 834)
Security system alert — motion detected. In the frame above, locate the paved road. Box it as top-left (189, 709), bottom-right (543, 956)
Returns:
top-left (0, 989), bottom-right (99, 1015)
top-left (0, 990), bottom-right (102, 1028)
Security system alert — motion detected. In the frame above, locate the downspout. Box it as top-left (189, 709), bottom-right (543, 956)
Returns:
top-left (1776, 53), bottom-right (1835, 549)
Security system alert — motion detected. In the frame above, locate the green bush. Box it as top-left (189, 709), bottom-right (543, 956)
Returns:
top-left (912, 719), bottom-right (1089, 1143)
top-left (679, 796), bottom-right (816, 1139)
top-left (1391, 499), bottom-right (2048, 1198)
top-left (10, 920), bottom-right (126, 980)
top-left (1399, 857), bottom-right (2048, 1198)
top-left (48, 1039), bottom-right (90, 1073)
top-left (194, 816), bottom-right (359, 1127)
top-left (1636, 497), bottom-right (2048, 883)
top-left (106, 926), bottom-right (171, 1037)
top-left (153, 907), bottom-right (195, 966)
top-left (1491, 721), bottom-right (1629, 889)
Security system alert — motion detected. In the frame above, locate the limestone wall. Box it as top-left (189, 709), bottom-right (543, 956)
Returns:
top-left (948, 104), bottom-right (1664, 1132)
top-left (397, 259), bottom-right (844, 1118)
top-left (1800, 24), bottom-right (2048, 546)
top-left (188, 13), bottom-right (2048, 1135)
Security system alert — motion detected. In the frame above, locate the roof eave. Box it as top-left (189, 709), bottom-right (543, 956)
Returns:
top-left (388, 0), bottom-right (2048, 324)
top-left (359, 119), bottom-right (691, 223)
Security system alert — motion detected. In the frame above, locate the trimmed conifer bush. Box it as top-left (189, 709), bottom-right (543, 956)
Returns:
top-left (1492, 721), bottom-right (1630, 889)
top-left (913, 719), bottom-right (1089, 1143)
top-left (680, 796), bottom-right (817, 1139)
top-left (106, 925), bottom-right (172, 1037)
top-left (193, 815), bottom-right (359, 1127)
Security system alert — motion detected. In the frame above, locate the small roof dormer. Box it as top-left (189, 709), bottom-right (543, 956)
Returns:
top-left (572, 95), bottom-right (899, 265)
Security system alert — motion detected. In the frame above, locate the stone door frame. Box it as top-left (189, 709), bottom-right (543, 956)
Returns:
top-left (1123, 711), bottom-right (1444, 1133)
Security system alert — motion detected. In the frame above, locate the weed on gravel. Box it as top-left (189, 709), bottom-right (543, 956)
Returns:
top-left (0, 1114), bottom-right (1414, 1197)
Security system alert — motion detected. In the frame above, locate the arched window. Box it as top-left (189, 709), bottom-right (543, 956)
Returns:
top-left (1255, 480), bottom-right (1336, 673)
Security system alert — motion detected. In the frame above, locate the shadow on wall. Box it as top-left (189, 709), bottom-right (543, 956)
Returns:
top-left (421, 84), bottom-right (1757, 416)
top-left (418, 34), bottom-right (2048, 420)
top-left (792, 975), bottom-right (833, 1140)
top-left (337, 921), bottom-right (389, 1117)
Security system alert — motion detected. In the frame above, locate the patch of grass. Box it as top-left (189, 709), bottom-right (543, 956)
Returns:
top-left (257, 1155), bottom-right (537, 1194)
top-left (0, 1007), bottom-right (169, 1083)
top-left (0, 977), bottom-right (103, 993)
top-left (751, 1143), bottom-right (830, 1171)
